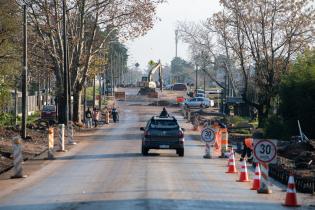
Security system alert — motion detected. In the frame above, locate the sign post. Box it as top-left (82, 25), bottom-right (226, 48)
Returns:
top-left (253, 139), bottom-right (277, 194)
top-left (201, 127), bottom-right (215, 159)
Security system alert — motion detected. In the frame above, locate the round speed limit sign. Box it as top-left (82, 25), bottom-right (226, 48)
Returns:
top-left (254, 139), bottom-right (277, 163)
top-left (201, 128), bottom-right (215, 144)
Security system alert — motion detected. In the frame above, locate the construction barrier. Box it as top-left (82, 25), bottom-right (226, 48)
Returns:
top-left (213, 125), bottom-right (221, 157)
top-left (48, 127), bottom-right (54, 160)
top-left (114, 92), bottom-right (126, 100)
top-left (58, 124), bottom-right (66, 152)
top-left (269, 164), bottom-right (315, 194)
top-left (257, 162), bottom-right (272, 194)
top-left (67, 121), bottom-right (76, 145)
top-left (220, 128), bottom-right (229, 157)
top-left (11, 136), bottom-right (27, 178)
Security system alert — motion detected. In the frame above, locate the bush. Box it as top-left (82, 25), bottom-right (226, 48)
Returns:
top-left (0, 112), bottom-right (14, 127)
top-left (264, 115), bottom-right (289, 140)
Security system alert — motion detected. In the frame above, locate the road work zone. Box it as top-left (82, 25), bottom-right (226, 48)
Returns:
top-left (0, 98), bottom-right (314, 210)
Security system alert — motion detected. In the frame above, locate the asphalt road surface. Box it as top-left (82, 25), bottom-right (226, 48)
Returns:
top-left (0, 93), bottom-right (313, 210)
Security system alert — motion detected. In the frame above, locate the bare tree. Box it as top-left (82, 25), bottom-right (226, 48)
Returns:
top-left (21, 0), bottom-right (164, 122)
top-left (212, 0), bottom-right (315, 126)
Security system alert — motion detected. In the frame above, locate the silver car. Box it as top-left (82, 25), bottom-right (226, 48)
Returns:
top-left (185, 97), bottom-right (213, 108)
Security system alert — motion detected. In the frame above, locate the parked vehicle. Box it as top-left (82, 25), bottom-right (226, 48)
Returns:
top-left (41, 105), bottom-right (57, 124)
top-left (195, 93), bottom-right (205, 98)
top-left (140, 116), bottom-right (185, 156)
top-left (184, 97), bottom-right (213, 108)
top-left (172, 83), bottom-right (187, 91)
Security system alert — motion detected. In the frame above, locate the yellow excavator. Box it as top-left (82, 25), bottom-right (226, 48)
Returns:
top-left (138, 60), bottom-right (163, 95)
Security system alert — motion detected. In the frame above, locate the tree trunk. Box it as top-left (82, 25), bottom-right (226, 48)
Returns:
top-left (72, 89), bottom-right (82, 123)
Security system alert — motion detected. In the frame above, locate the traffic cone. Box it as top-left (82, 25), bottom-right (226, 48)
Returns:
top-left (227, 148), bottom-right (233, 166)
top-left (237, 160), bottom-right (251, 182)
top-left (250, 163), bottom-right (261, 190)
top-left (226, 151), bottom-right (237, 173)
top-left (283, 174), bottom-right (300, 207)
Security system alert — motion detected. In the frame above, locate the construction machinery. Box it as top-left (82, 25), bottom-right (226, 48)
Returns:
top-left (138, 61), bottom-right (163, 95)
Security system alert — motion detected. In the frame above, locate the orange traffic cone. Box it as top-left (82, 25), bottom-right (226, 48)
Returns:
top-left (250, 163), bottom-right (261, 190)
top-left (283, 174), bottom-right (300, 207)
top-left (237, 160), bottom-right (251, 182)
top-left (226, 151), bottom-right (237, 173)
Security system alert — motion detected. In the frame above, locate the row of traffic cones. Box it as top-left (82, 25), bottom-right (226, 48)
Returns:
top-left (225, 149), bottom-right (300, 207)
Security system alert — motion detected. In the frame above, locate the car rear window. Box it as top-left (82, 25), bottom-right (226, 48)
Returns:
top-left (150, 119), bottom-right (179, 129)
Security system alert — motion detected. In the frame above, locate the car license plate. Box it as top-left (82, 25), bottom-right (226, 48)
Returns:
top-left (160, 145), bottom-right (169, 149)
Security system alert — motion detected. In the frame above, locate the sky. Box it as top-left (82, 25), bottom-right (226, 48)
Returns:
top-left (126, 0), bottom-right (221, 70)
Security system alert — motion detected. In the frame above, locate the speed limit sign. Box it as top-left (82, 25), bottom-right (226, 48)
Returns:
top-left (201, 128), bottom-right (215, 144)
top-left (254, 139), bottom-right (277, 163)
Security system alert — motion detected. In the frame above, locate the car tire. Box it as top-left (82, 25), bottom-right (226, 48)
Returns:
top-left (178, 148), bottom-right (184, 157)
top-left (142, 146), bottom-right (148, 156)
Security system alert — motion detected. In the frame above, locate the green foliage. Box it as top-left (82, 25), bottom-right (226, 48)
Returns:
top-left (279, 49), bottom-right (315, 138)
top-left (225, 115), bottom-right (250, 126)
top-left (264, 115), bottom-right (289, 140)
top-left (0, 112), bottom-right (14, 127)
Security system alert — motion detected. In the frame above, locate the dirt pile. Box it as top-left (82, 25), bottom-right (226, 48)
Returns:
top-left (278, 141), bottom-right (315, 170)
top-left (0, 127), bottom-right (48, 173)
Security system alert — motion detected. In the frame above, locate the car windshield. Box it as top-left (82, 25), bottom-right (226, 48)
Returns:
top-left (43, 106), bottom-right (55, 112)
top-left (150, 119), bottom-right (179, 129)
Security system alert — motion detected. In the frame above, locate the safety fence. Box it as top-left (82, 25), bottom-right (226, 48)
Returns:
top-left (269, 162), bottom-right (315, 194)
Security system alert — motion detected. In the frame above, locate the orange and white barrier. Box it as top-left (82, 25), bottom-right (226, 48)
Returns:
top-left (283, 174), bottom-right (300, 207)
top-left (237, 160), bottom-right (251, 182)
top-left (250, 163), bottom-right (261, 190)
top-left (48, 127), bottom-right (54, 160)
top-left (221, 128), bottom-right (229, 157)
top-left (257, 162), bottom-right (272, 194)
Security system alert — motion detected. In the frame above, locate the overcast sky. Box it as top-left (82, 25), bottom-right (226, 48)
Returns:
top-left (126, 0), bottom-right (221, 70)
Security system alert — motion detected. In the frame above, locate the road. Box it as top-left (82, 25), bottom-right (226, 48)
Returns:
top-left (0, 91), bottom-right (313, 210)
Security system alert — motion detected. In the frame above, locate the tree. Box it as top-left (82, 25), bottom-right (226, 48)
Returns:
top-left (170, 57), bottom-right (193, 83)
top-left (212, 0), bottom-right (315, 127)
top-left (279, 49), bottom-right (315, 138)
top-left (21, 0), bottom-right (164, 122)
top-left (0, 0), bottom-right (21, 113)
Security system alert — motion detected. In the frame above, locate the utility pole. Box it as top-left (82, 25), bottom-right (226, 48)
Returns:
top-left (195, 65), bottom-right (198, 91)
top-left (175, 30), bottom-right (178, 58)
top-left (110, 52), bottom-right (114, 96)
top-left (21, 5), bottom-right (28, 139)
top-left (62, 0), bottom-right (69, 125)
top-left (93, 75), bottom-right (96, 109)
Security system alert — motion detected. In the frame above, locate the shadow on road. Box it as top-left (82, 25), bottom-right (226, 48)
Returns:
top-left (54, 152), bottom-right (142, 160)
top-left (0, 198), bottom-right (293, 210)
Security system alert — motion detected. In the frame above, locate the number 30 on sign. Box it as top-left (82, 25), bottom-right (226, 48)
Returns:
top-left (201, 128), bottom-right (215, 144)
top-left (253, 139), bottom-right (277, 164)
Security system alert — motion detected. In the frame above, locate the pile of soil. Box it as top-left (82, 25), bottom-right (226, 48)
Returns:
top-left (278, 141), bottom-right (315, 170)
top-left (0, 127), bottom-right (48, 173)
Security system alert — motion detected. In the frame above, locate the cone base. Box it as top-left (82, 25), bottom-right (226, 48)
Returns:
top-left (257, 189), bottom-right (272, 194)
top-left (237, 180), bottom-right (251, 182)
top-left (226, 171), bottom-right (238, 174)
top-left (282, 204), bottom-right (300, 207)
top-left (11, 175), bottom-right (28, 179)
